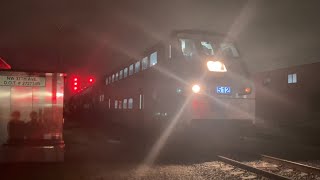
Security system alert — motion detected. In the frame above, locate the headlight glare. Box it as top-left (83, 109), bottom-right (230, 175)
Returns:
top-left (192, 84), bottom-right (201, 93)
top-left (207, 61), bottom-right (227, 72)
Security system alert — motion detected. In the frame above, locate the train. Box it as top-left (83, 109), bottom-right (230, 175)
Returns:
top-left (68, 30), bottom-right (256, 138)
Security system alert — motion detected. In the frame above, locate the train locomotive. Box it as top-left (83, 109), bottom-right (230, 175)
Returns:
top-left (69, 30), bottom-right (256, 138)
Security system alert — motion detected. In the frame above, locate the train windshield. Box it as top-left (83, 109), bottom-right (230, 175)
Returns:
top-left (179, 38), bottom-right (239, 59)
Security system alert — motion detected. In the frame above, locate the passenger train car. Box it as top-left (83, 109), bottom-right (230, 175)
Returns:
top-left (70, 30), bottom-right (255, 136)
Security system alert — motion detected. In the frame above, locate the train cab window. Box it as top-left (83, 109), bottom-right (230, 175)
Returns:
top-left (135, 61), bottom-right (140, 73)
top-left (123, 99), bottom-right (127, 109)
top-left (112, 74), bottom-right (115, 82)
top-left (129, 64), bottom-right (134, 76)
top-left (115, 100), bottom-right (118, 109)
top-left (119, 70), bottom-right (123, 79)
top-left (124, 67), bottom-right (128, 78)
top-left (200, 41), bottom-right (215, 55)
top-left (220, 43), bottom-right (239, 58)
top-left (115, 72), bottom-right (119, 81)
top-left (128, 98), bottom-right (133, 109)
top-left (180, 39), bottom-right (196, 58)
top-left (150, 52), bottom-right (157, 66)
top-left (142, 57), bottom-right (148, 70)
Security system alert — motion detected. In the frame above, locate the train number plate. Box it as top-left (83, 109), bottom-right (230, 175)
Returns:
top-left (216, 86), bottom-right (231, 94)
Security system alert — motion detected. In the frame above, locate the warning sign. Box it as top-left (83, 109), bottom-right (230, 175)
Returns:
top-left (0, 75), bottom-right (46, 87)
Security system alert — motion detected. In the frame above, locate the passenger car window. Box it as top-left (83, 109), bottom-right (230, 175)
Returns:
top-left (119, 70), bottom-right (123, 79)
top-left (129, 64), bottom-right (134, 76)
top-left (128, 98), bottom-right (133, 109)
top-left (123, 99), bottom-right (127, 109)
top-left (135, 61), bottom-right (140, 73)
top-left (142, 57), bottom-right (148, 70)
top-left (150, 52), bottom-right (157, 66)
top-left (124, 68), bottom-right (128, 78)
top-left (115, 100), bottom-right (118, 109)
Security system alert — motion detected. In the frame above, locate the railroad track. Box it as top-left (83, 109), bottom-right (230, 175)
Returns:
top-left (217, 154), bottom-right (320, 180)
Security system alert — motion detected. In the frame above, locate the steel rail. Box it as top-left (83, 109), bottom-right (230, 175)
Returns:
top-left (217, 155), bottom-right (291, 180)
top-left (261, 154), bottom-right (320, 176)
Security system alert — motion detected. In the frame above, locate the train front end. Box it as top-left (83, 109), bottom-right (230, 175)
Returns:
top-left (172, 32), bottom-right (255, 130)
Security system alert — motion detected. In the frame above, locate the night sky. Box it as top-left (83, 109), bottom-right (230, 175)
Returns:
top-left (0, 0), bottom-right (320, 76)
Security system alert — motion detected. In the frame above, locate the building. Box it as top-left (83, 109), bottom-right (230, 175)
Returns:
top-left (254, 62), bottom-right (320, 129)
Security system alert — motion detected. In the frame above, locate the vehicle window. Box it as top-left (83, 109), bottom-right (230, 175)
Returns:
top-left (115, 100), bottom-right (118, 109)
top-left (109, 76), bottom-right (111, 84)
top-left (105, 77), bottom-right (108, 85)
top-left (108, 98), bottom-right (111, 109)
top-left (135, 61), bottom-right (140, 73)
top-left (128, 98), bottom-right (133, 109)
top-left (220, 43), bottom-right (239, 57)
top-left (124, 68), bottom-right (128, 78)
top-left (119, 70), bottom-right (123, 79)
top-left (142, 57), bottom-right (148, 70)
top-left (180, 39), bottom-right (196, 57)
top-left (112, 74), bottom-right (115, 82)
top-left (150, 52), bottom-right (157, 66)
top-left (123, 99), bottom-right (127, 109)
top-left (115, 72), bottom-right (119, 81)
top-left (118, 100), bottom-right (122, 109)
top-left (200, 41), bottom-right (215, 55)
top-left (129, 64), bottom-right (134, 76)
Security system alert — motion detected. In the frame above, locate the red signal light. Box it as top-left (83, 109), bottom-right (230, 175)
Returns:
top-left (88, 78), bottom-right (94, 83)
top-left (72, 77), bottom-right (79, 92)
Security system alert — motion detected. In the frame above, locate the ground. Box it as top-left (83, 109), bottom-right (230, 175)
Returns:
top-left (1, 117), bottom-right (320, 180)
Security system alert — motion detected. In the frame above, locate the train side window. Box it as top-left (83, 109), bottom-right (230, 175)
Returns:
top-left (112, 74), bottom-right (115, 82)
top-left (135, 61), bottom-right (140, 73)
top-left (118, 100), bottom-right (122, 109)
top-left (142, 57), bottom-right (148, 70)
top-left (128, 98), bottom-right (133, 109)
top-left (123, 99), bottom-right (127, 109)
top-left (115, 100), bottom-right (118, 109)
top-left (139, 94), bottom-right (144, 109)
top-left (124, 67), bottom-right (128, 78)
top-left (119, 70), bottom-right (123, 79)
top-left (105, 77), bottom-right (108, 85)
top-left (115, 72), bottom-right (119, 81)
top-left (108, 98), bottom-right (111, 109)
top-left (150, 52), bottom-right (157, 66)
top-left (129, 64), bottom-right (134, 76)
top-left (109, 76), bottom-right (112, 84)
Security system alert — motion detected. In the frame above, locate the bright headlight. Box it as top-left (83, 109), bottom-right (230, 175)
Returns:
top-left (192, 84), bottom-right (201, 93)
top-left (207, 61), bottom-right (227, 72)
